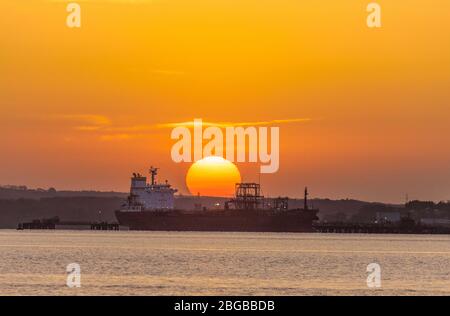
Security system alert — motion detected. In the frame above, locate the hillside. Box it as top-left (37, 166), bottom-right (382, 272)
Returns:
top-left (0, 187), bottom-right (378, 228)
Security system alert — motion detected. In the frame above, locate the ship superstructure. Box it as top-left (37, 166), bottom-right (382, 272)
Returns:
top-left (124, 167), bottom-right (177, 211)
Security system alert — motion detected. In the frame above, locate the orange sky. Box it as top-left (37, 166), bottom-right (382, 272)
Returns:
top-left (1, 0), bottom-right (450, 203)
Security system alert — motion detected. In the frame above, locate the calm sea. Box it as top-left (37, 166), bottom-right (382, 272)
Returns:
top-left (0, 230), bottom-right (449, 295)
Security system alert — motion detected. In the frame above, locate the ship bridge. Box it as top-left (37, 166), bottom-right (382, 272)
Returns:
top-left (128, 167), bottom-right (177, 210)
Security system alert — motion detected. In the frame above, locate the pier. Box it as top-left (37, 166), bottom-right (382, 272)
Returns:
top-left (90, 222), bottom-right (120, 230)
top-left (17, 218), bottom-right (120, 231)
top-left (313, 222), bottom-right (450, 234)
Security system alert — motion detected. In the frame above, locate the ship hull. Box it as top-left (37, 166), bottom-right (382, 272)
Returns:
top-left (115, 209), bottom-right (319, 233)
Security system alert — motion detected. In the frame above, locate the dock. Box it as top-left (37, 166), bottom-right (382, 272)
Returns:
top-left (313, 222), bottom-right (450, 234)
top-left (17, 218), bottom-right (120, 231)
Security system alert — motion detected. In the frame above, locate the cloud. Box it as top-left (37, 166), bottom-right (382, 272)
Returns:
top-left (56, 114), bottom-right (312, 141)
top-left (58, 114), bottom-right (112, 131)
top-left (157, 118), bottom-right (312, 128)
top-left (56, 114), bottom-right (156, 141)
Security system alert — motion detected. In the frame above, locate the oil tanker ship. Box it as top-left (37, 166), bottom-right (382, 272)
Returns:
top-left (115, 167), bottom-right (319, 232)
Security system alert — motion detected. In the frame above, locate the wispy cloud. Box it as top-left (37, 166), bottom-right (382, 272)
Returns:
top-left (57, 114), bottom-right (156, 141)
top-left (157, 118), bottom-right (312, 128)
top-left (57, 115), bottom-right (312, 141)
top-left (58, 114), bottom-right (111, 131)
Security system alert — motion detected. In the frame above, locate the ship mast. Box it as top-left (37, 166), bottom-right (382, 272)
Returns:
top-left (149, 166), bottom-right (159, 185)
top-left (304, 187), bottom-right (309, 210)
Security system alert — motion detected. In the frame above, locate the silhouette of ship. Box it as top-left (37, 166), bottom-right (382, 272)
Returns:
top-left (115, 166), bottom-right (319, 232)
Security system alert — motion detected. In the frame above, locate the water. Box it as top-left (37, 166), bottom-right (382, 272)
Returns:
top-left (0, 230), bottom-right (449, 295)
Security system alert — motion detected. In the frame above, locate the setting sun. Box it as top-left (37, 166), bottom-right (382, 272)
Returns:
top-left (186, 156), bottom-right (241, 197)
